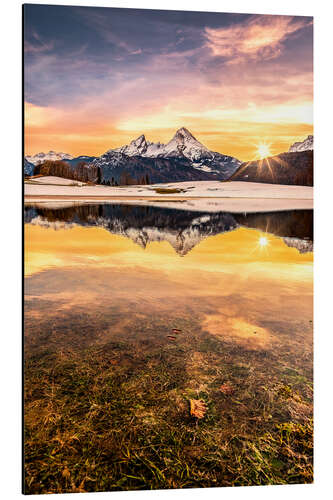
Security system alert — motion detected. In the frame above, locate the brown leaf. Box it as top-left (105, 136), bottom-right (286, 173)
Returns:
top-left (172, 328), bottom-right (182, 334)
top-left (167, 335), bottom-right (176, 341)
top-left (219, 383), bottom-right (234, 395)
top-left (189, 399), bottom-right (207, 419)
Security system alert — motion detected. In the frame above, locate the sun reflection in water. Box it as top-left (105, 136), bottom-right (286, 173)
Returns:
top-left (259, 236), bottom-right (268, 247)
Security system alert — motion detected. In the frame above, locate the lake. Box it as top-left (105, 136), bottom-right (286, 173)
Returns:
top-left (24, 203), bottom-right (313, 493)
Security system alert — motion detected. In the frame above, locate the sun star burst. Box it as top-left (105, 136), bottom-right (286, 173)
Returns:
top-left (256, 143), bottom-right (272, 159)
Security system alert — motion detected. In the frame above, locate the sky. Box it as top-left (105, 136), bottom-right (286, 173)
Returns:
top-left (24, 5), bottom-right (313, 161)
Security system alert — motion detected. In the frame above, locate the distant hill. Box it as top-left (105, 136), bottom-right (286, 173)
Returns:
top-left (229, 150), bottom-right (313, 186)
top-left (66, 155), bottom-right (98, 167)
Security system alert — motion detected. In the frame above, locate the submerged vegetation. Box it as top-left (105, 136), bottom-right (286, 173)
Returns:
top-left (24, 311), bottom-right (313, 494)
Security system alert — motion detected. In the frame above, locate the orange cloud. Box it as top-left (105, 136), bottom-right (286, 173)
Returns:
top-left (25, 98), bottom-right (313, 161)
top-left (24, 102), bottom-right (126, 157)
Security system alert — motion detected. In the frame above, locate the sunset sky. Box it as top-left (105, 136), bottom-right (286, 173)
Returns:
top-left (24, 5), bottom-right (313, 161)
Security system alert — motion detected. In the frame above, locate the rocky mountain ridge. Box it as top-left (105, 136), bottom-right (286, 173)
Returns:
top-left (91, 128), bottom-right (241, 183)
top-left (289, 135), bottom-right (313, 153)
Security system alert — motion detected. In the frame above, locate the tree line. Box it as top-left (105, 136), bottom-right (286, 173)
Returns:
top-left (33, 160), bottom-right (151, 185)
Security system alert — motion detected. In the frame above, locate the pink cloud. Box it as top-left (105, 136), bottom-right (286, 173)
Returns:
top-left (24, 29), bottom-right (55, 54)
top-left (24, 40), bottom-right (54, 54)
top-left (205, 15), bottom-right (312, 64)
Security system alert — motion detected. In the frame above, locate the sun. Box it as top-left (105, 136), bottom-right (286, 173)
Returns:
top-left (255, 143), bottom-right (271, 159)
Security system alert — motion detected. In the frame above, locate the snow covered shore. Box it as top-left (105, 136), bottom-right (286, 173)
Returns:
top-left (24, 179), bottom-right (313, 213)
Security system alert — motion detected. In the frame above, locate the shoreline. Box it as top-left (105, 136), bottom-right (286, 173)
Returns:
top-left (24, 179), bottom-right (313, 213)
top-left (24, 194), bottom-right (313, 201)
top-left (24, 195), bottom-right (313, 214)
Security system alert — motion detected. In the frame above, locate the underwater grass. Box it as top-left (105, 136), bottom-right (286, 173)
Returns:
top-left (24, 316), bottom-right (313, 494)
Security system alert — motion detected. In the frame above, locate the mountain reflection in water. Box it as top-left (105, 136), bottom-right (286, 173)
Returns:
top-left (24, 203), bottom-right (313, 256)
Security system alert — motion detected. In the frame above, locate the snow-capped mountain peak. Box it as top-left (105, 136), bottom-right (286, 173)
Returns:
top-left (93, 127), bottom-right (241, 181)
top-left (110, 127), bottom-right (213, 161)
top-left (26, 150), bottom-right (74, 165)
top-left (289, 135), bottom-right (313, 153)
top-left (175, 127), bottom-right (196, 140)
top-left (162, 127), bottom-right (212, 161)
top-left (112, 134), bottom-right (166, 157)
top-left (118, 134), bottom-right (147, 154)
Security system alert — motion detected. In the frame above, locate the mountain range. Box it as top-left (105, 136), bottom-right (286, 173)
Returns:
top-left (89, 128), bottom-right (242, 184)
top-left (24, 129), bottom-right (314, 186)
top-left (24, 128), bottom-right (241, 183)
top-left (26, 150), bottom-right (74, 165)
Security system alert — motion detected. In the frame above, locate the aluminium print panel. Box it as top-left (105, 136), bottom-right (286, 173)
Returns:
top-left (23, 4), bottom-right (313, 494)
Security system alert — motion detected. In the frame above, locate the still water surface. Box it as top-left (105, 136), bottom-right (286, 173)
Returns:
top-left (24, 204), bottom-right (313, 493)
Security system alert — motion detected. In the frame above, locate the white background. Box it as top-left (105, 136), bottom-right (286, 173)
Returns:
top-left (0, 0), bottom-right (332, 498)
